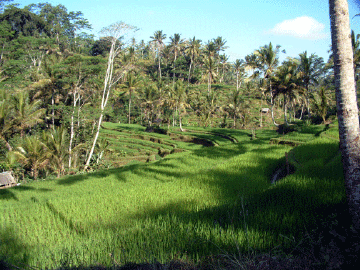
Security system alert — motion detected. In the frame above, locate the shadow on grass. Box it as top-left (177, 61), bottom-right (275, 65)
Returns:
top-left (97, 141), bottom-right (346, 262)
top-left (0, 188), bottom-right (19, 201)
top-left (210, 128), bottom-right (252, 142)
top-left (127, 186), bottom-right (345, 263)
top-left (0, 185), bottom-right (52, 201)
top-left (191, 142), bottom-right (248, 160)
top-left (129, 163), bottom-right (182, 182)
top-left (0, 226), bottom-right (30, 268)
top-left (315, 124), bottom-right (330, 136)
top-left (112, 125), bottom-right (147, 133)
top-left (118, 142), bottom-right (250, 183)
top-left (58, 128), bottom-right (254, 186)
top-left (57, 165), bottom-right (136, 186)
top-left (2, 138), bottom-right (346, 268)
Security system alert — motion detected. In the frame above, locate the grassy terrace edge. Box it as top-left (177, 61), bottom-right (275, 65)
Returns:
top-left (0, 122), bottom-right (346, 269)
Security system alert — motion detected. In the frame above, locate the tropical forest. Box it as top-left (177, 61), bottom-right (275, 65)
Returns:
top-left (0, 1), bottom-right (359, 269)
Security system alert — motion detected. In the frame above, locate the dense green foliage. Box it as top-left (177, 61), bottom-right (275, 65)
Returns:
top-left (0, 2), bottom-right (346, 179)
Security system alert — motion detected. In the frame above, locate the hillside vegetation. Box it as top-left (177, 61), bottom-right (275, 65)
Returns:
top-left (0, 122), bottom-right (346, 269)
top-left (0, 2), bottom-right (345, 181)
top-left (0, 3), bottom-right (355, 268)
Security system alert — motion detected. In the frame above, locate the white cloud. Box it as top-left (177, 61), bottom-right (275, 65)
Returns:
top-left (268, 16), bottom-right (328, 40)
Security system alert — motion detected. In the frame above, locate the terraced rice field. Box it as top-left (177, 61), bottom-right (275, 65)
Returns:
top-left (0, 122), bottom-right (345, 269)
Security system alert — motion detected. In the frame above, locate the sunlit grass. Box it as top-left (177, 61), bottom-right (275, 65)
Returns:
top-left (0, 123), bottom-right (345, 268)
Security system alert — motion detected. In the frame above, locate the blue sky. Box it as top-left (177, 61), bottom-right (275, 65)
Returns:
top-left (16, 0), bottom-right (360, 63)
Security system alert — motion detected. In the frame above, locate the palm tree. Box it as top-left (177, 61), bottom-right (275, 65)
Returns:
top-left (12, 91), bottom-right (46, 138)
top-left (329, 0), bottom-right (360, 234)
top-left (204, 40), bottom-right (217, 57)
top-left (253, 42), bottom-right (281, 126)
top-left (245, 53), bottom-right (267, 127)
top-left (272, 58), bottom-right (303, 125)
top-left (172, 80), bottom-right (188, 131)
top-left (234, 59), bottom-right (245, 90)
top-left (150, 30), bottom-right (167, 81)
top-left (140, 82), bottom-right (159, 127)
top-left (169, 33), bottom-right (185, 82)
top-left (120, 71), bottom-right (142, 124)
top-left (245, 53), bottom-right (259, 72)
top-left (204, 90), bottom-right (218, 127)
top-left (219, 54), bottom-right (229, 83)
top-left (13, 136), bottom-right (49, 180)
top-left (213, 36), bottom-right (228, 55)
top-left (311, 86), bottom-right (329, 123)
top-left (126, 46), bottom-right (136, 63)
top-left (213, 37), bottom-right (228, 74)
top-left (228, 89), bottom-right (243, 128)
top-left (42, 126), bottom-right (68, 177)
top-left (297, 51), bottom-right (324, 118)
top-left (41, 46), bottom-right (66, 127)
top-left (0, 89), bottom-right (13, 151)
top-left (136, 39), bottom-right (147, 59)
top-left (203, 55), bottom-right (217, 94)
top-left (185, 37), bottom-right (201, 83)
top-left (29, 78), bottom-right (57, 127)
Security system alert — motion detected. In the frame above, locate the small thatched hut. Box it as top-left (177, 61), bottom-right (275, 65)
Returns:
top-left (0, 171), bottom-right (17, 189)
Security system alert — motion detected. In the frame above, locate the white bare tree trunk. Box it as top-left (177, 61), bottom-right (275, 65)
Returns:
top-left (84, 22), bottom-right (136, 170)
top-left (85, 44), bottom-right (116, 170)
top-left (69, 88), bottom-right (81, 169)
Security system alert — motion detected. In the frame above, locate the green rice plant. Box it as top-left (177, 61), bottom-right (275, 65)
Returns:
top-left (0, 123), bottom-right (346, 269)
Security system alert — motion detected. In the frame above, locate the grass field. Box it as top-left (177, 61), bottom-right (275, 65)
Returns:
top-left (0, 122), bottom-right (346, 269)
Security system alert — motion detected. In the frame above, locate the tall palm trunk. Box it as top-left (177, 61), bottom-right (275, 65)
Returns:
top-left (157, 45), bottom-right (162, 81)
top-left (236, 72), bottom-right (239, 91)
top-left (208, 72), bottom-right (212, 94)
top-left (329, 0), bottom-right (360, 234)
top-left (178, 107), bottom-right (184, 132)
top-left (269, 81), bottom-right (279, 126)
top-left (158, 56), bottom-right (162, 80)
top-left (259, 94), bottom-right (264, 127)
top-left (128, 89), bottom-right (132, 124)
top-left (305, 85), bottom-right (311, 119)
top-left (173, 51), bottom-right (177, 84)
top-left (283, 95), bottom-right (289, 125)
top-left (188, 56), bottom-right (193, 83)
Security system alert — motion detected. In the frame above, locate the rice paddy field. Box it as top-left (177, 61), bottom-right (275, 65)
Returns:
top-left (0, 122), bottom-right (346, 269)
